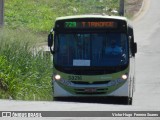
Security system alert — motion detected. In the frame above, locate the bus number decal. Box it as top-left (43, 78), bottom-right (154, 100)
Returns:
top-left (65, 22), bottom-right (77, 28)
top-left (68, 76), bottom-right (82, 80)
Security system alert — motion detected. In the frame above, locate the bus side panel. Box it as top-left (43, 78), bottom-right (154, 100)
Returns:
top-left (54, 81), bottom-right (73, 97)
top-left (129, 57), bottom-right (136, 97)
top-left (108, 80), bottom-right (129, 97)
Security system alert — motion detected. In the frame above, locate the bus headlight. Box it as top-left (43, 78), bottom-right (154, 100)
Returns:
top-left (54, 74), bottom-right (61, 80)
top-left (121, 74), bottom-right (128, 80)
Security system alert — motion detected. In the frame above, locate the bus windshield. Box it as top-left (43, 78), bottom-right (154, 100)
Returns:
top-left (54, 32), bottom-right (128, 68)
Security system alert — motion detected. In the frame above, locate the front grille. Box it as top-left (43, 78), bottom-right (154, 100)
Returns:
top-left (74, 88), bottom-right (108, 95)
top-left (71, 80), bottom-right (111, 85)
top-left (75, 92), bottom-right (106, 95)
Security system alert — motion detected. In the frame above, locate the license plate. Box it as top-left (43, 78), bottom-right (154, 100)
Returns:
top-left (84, 88), bottom-right (97, 93)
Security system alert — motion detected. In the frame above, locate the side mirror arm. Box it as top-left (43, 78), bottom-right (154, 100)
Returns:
top-left (50, 47), bottom-right (55, 54)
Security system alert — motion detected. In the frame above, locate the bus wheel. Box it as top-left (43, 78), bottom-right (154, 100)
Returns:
top-left (127, 97), bottom-right (132, 105)
top-left (53, 97), bottom-right (59, 101)
top-left (123, 97), bottom-right (132, 105)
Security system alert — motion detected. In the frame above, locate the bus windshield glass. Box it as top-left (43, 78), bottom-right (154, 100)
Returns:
top-left (54, 32), bottom-right (128, 68)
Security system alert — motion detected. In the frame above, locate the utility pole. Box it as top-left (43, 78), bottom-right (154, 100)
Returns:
top-left (0, 0), bottom-right (4, 27)
top-left (119, 0), bottom-right (124, 16)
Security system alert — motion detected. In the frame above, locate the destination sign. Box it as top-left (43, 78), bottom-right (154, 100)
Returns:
top-left (64, 21), bottom-right (117, 29)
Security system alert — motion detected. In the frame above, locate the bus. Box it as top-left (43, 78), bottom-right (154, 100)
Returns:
top-left (48, 15), bottom-right (137, 105)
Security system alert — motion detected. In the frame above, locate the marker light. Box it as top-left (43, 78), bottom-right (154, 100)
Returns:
top-left (54, 74), bottom-right (61, 80)
top-left (122, 74), bottom-right (128, 80)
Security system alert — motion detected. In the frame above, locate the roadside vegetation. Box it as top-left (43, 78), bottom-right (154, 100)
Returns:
top-left (5, 0), bottom-right (119, 32)
top-left (0, 28), bottom-right (52, 100)
top-left (0, 0), bottom-right (119, 100)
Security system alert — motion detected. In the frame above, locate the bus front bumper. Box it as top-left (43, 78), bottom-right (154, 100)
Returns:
top-left (53, 80), bottom-right (129, 97)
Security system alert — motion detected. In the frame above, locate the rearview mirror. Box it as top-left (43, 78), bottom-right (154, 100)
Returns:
top-left (132, 42), bottom-right (137, 56)
top-left (48, 33), bottom-right (53, 47)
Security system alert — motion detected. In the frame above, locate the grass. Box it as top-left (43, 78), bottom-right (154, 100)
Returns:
top-left (0, 28), bottom-right (52, 100)
top-left (5, 0), bottom-right (119, 33)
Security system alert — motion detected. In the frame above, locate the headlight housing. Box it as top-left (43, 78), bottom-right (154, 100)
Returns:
top-left (121, 74), bottom-right (128, 80)
top-left (54, 74), bottom-right (61, 80)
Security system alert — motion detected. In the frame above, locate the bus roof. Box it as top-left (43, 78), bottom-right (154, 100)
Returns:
top-left (55, 15), bottom-right (128, 22)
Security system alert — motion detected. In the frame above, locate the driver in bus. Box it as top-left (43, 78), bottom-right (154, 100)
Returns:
top-left (105, 39), bottom-right (122, 55)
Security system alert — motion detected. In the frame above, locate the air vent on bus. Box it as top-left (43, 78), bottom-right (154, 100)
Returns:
top-left (71, 80), bottom-right (111, 85)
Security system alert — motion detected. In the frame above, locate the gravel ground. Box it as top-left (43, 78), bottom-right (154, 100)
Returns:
top-left (125, 0), bottom-right (144, 17)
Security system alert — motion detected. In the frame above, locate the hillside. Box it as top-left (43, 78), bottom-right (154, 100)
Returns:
top-left (5, 0), bottom-right (119, 33)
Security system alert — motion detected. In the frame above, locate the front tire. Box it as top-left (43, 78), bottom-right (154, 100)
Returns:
top-left (126, 97), bottom-right (132, 105)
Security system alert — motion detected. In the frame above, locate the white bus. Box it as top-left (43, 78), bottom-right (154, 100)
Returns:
top-left (48, 15), bottom-right (137, 105)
